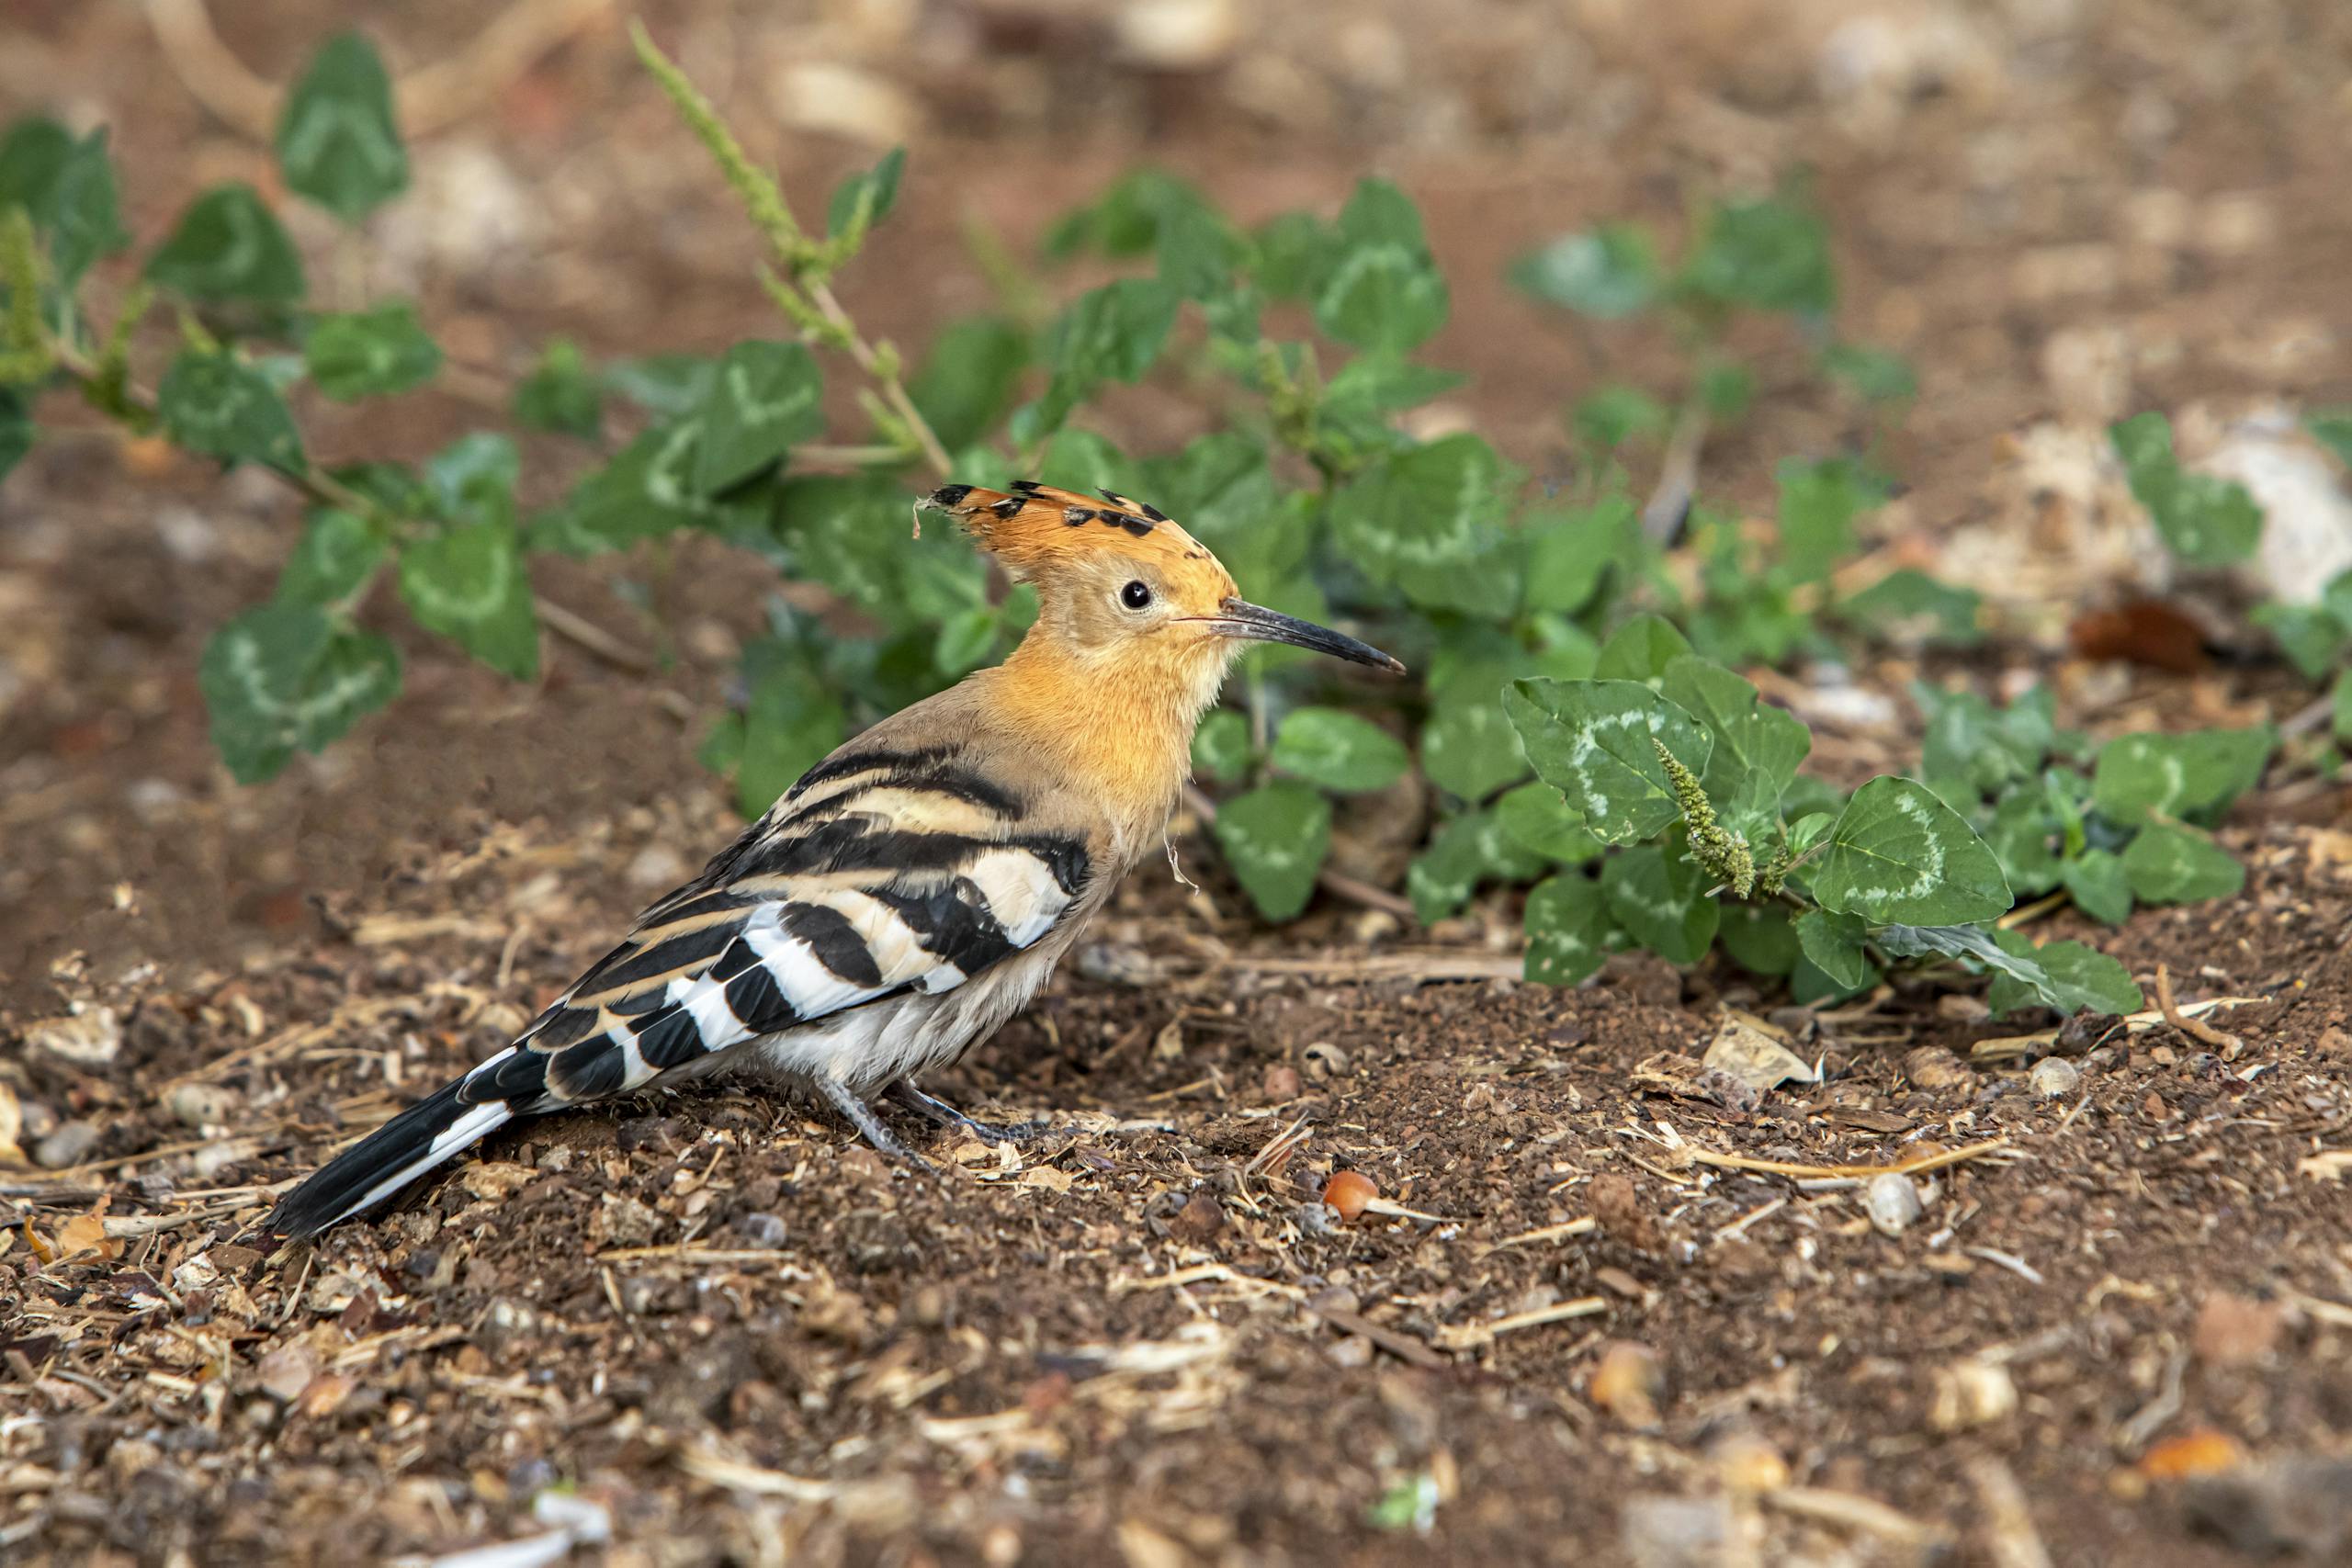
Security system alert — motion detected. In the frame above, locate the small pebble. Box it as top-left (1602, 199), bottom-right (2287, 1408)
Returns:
top-left (1866, 1171), bottom-right (1923, 1236)
top-left (1591, 1341), bottom-right (1667, 1428)
top-left (2030, 1057), bottom-right (2081, 1099)
top-left (34, 1121), bottom-right (99, 1169)
top-left (166, 1083), bottom-right (235, 1128)
top-left (734, 1212), bottom-right (787, 1249)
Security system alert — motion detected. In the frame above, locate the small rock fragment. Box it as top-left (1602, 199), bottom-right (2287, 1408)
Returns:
top-left (2193, 1292), bottom-right (2283, 1367)
top-left (2030, 1058), bottom-right (2081, 1099)
top-left (1904, 1045), bottom-right (1971, 1090)
top-left (34, 1121), bottom-right (99, 1169)
top-left (254, 1344), bottom-right (319, 1404)
top-left (1929, 1359), bottom-right (2018, 1431)
top-left (1261, 1064), bottom-right (1302, 1102)
top-left (1712, 1430), bottom-right (1789, 1494)
top-left (165, 1083), bottom-right (234, 1128)
top-left (29, 1007), bottom-right (120, 1066)
top-left (1167, 1190), bottom-right (1226, 1243)
top-left (1866, 1171), bottom-right (1923, 1236)
top-left (1591, 1341), bottom-right (1667, 1429)
top-left (1621, 1495), bottom-right (1729, 1568)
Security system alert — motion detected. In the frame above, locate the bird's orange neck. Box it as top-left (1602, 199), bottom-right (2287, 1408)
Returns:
top-left (987, 628), bottom-right (1228, 849)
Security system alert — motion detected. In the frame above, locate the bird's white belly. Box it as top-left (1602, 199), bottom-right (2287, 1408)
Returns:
top-left (662, 942), bottom-right (1063, 1096)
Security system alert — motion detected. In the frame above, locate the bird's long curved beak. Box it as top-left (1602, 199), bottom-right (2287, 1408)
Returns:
top-left (1186, 598), bottom-right (1407, 676)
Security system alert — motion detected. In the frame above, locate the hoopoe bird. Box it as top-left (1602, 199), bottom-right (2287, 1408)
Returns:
top-left (266, 480), bottom-right (1404, 1241)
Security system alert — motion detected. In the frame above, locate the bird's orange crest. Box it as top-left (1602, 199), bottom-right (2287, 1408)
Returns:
top-left (919, 480), bottom-right (1218, 580)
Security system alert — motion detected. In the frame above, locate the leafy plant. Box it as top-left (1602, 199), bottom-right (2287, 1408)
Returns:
top-left (1502, 651), bottom-right (2145, 1017)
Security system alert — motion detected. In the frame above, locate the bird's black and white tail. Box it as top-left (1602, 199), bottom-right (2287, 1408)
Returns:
top-left (264, 1060), bottom-right (521, 1241)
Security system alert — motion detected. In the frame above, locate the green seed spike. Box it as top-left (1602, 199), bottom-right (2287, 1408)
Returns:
top-left (1654, 736), bottom-right (1754, 898)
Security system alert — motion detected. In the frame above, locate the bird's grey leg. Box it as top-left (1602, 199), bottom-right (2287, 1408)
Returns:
top-left (889, 1080), bottom-right (1044, 1145)
top-left (815, 1076), bottom-right (927, 1164)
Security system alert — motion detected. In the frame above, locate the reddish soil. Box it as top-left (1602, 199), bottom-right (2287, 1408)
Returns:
top-left (4, 3), bottom-right (2351, 1564)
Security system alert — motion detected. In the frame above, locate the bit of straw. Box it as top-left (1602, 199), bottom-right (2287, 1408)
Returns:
top-left (1686, 1137), bottom-right (2008, 1182)
top-left (1481, 1215), bottom-right (1597, 1254)
top-left (1435, 1294), bottom-right (1608, 1350)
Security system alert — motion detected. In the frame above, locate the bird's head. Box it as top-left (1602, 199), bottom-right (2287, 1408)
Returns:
top-left (920, 480), bottom-right (1406, 694)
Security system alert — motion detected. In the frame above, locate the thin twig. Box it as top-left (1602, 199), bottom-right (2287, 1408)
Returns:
top-left (532, 593), bottom-right (656, 673)
top-left (2155, 964), bottom-right (2242, 1051)
top-left (1435, 1294), bottom-right (1607, 1350)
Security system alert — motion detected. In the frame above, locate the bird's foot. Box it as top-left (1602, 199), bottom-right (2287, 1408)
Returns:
top-left (889, 1082), bottom-right (1175, 1146)
top-left (890, 1080), bottom-right (1050, 1145)
top-left (817, 1077), bottom-right (934, 1169)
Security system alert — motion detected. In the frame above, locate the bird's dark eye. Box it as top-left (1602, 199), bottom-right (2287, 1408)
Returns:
top-left (1120, 580), bottom-right (1153, 610)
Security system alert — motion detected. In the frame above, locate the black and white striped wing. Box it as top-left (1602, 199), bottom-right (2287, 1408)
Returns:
top-left (457, 747), bottom-right (1091, 1113)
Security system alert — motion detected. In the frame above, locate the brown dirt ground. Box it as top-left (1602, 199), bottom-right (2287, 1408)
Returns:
top-left (6, 2), bottom-right (2352, 1564)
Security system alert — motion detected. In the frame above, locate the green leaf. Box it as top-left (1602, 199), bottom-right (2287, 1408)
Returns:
top-left (1020, 277), bottom-right (1180, 438)
top-left (2335, 671), bottom-right (2352, 744)
top-left (1271, 706), bottom-right (1408, 794)
top-left (1250, 210), bottom-right (1332, 299)
top-left (1320, 355), bottom-right (1464, 421)
top-left (1571, 385), bottom-right (1669, 450)
top-left (694, 340), bottom-right (824, 493)
top-left (424, 433), bottom-right (520, 525)
top-left (1985, 931), bottom-right (2143, 1018)
top-left (1522, 492), bottom-right (1637, 615)
top-left (1718, 904), bottom-right (1801, 977)
top-left (1333, 434), bottom-right (1521, 618)
top-left (1047, 168), bottom-right (1214, 259)
top-left (1495, 781), bottom-right (1602, 864)
top-left (1601, 841), bottom-right (1718, 964)
top-left (1524, 873), bottom-right (1614, 986)
top-left (2120, 820), bottom-right (2244, 904)
top-left (514, 339), bottom-right (604, 440)
top-left (2062, 848), bottom-right (2133, 925)
top-left (1504, 677), bottom-right (1712, 843)
top-left (199, 602), bottom-right (400, 783)
top-left (1679, 193), bottom-right (1834, 315)
top-left (1593, 614), bottom-right (1694, 686)
top-left (1842, 569), bottom-right (1982, 647)
top-left (304, 300), bottom-right (440, 400)
top-left (738, 662), bottom-right (848, 819)
top-left (2090, 727), bottom-right (2275, 825)
top-left (932, 605), bottom-right (1000, 677)
top-left (398, 522), bottom-right (538, 680)
top-left (1408, 811), bottom-right (1487, 924)
top-left (143, 184), bottom-right (305, 305)
top-left (1191, 708), bottom-right (1252, 784)
top-left (2307, 408), bottom-right (2352, 468)
top-left (1785, 811), bottom-right (1835, 854)
top-left (1819, 342), bottom-right (1917, 404)
top-left (1510, 224), bottom-right (1659, 319)
top-left (1315, 178), bottom-right (1447, 355)
top-left (825, 146), bottom-right (905, 237)
top-left (1808, 776), bottom-right (2012, 925)
top-left (605, 354), bottom-right (717, 418)
top-left (1984, 786), bottom-right (2061, 896)
top-left (1776, 457), bottom-right (1881, 582)
top-left (1660, 656), bottom-right (1810, 826)
top-left (1213, 781), bottom-right (1332, 921)
top-left (276, 508), bottom-right (384, 605)
top-left (2109, 412), bottom-right (2263, 567)
top-left (0, 387), bottom-right (29, 485)
top-left (157, 350), bottom-right (303, 470)
top-left (1792, 952), bottom-right (1879, 1006)
top-left (1872, 922), bottom-right (2049, 988)
top-left (1, 122), bottom-right (128, 290)
top-left (909, 315), bottom-right (1029, 453)
top-left (1419, 675), bottom-right (1531, 803)
top-left (276, 32), bottom-right (409, 223)
top-left (1697, 362), bottom-right (1755, 421)
top-left (1793, 908), bottom-right (1872, 990)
